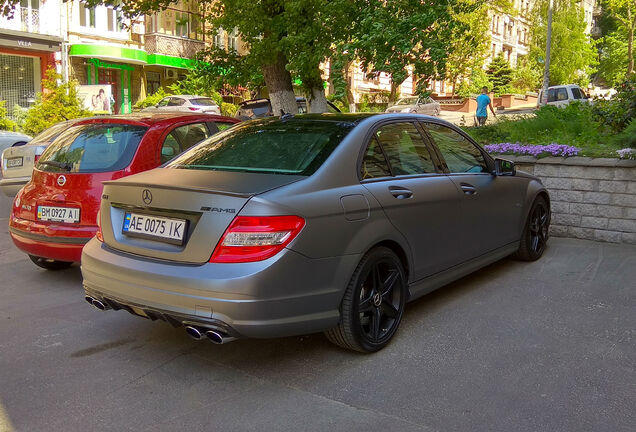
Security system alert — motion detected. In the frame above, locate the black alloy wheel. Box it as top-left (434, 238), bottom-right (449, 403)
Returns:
top-left (514, 196), bottom-right (550, 261)
top-left (325, 247), bottom-right (407, 352)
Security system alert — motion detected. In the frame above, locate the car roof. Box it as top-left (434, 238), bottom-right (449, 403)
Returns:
top-left (242, 112), bottom-right (448, 126)
top-left (71, 112), bottom-right (238, 127)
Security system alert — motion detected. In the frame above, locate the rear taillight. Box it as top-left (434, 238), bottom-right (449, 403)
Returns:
top-left (95, 210), bottom-right (103, 242)
top-left (34, 146), bottom-right (46, 164)
top-left (210, 216), bottom-right (305, 263)
top-left (188, 107), bottom-right (200, 111)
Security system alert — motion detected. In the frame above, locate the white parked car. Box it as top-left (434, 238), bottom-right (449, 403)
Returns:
top-left (141, 95), bottom-right (221, 115)
top-left (386, 96), bottom-right (441, 116)
top-left (538, 84), bottom-right (590, 108)
top-left (0, 122), bottom-right (74, 197)
top-left (0, 131), bottom-right (31, 156)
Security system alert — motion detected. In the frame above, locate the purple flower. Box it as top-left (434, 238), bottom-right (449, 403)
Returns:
top-left (616, 148), bottom-right (635, 160)
top-left (484, 142), bottom-right (580, 157)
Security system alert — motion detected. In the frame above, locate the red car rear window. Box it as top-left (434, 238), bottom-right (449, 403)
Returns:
top-left (37, 124), bottom-right (147, 173)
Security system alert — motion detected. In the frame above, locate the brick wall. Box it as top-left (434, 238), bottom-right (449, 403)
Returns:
top-left (507, 156), bottom-right (636, 244)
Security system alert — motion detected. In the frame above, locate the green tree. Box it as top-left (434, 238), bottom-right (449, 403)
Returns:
top-left (352, 0), bottom-right (468, 102)
top-left (22, 69), bottom-right (91, 136)
top-left (529, 0), bottom-right (598, 86)
top-left (487, 53), bottom-right (513, 94)
top-left (602, 0), bottom-right (636, 77)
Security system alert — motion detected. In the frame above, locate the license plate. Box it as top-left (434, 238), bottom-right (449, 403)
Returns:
top-left (6, 157), bottom-right (23, 168)
top-left (122, 212), bottom-right (187, 244)
top-left (37, 206), bottom-right (81, 223)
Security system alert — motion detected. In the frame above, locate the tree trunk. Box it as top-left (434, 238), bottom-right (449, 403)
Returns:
top-left (389, 81), bottom-right (399, 102)
top-left (628, 24), bottom-right (634, 75)
top-left (305, 65), bottom-right (328, 113)
top-left (344, 61), bottom-right (355, 106)
top-left (261, 52), bottom-right (297, 116)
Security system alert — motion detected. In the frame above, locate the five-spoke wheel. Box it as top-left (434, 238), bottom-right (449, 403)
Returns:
top-left (514, 196), bottom-right (550, 261)
top-left (325, 247), bottom-right (407, 352)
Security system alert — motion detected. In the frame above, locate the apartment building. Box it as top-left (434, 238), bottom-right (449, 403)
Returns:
top-left (0, 0), bottom-right (64, 117)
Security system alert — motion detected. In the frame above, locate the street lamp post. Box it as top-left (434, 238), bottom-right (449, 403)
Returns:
top-left (540, 0), bottom-right (554, 104)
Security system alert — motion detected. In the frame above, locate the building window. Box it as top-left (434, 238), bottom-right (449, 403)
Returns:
top-left (214, 28), bottom-right (226, 49)
top-left (79, 4), bottom-right (96, 28)
top-left (146, 71), bottom-right (161, 95)
top-left (107, 7), bottom-right (123, 32)
top-left (228, 28), bottom-right (239, 52)
top-left (0, 54), bottom-right (38, 118)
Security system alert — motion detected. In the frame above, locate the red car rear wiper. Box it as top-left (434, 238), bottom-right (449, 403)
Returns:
top-left (38, 160), bottom-right (72, 171)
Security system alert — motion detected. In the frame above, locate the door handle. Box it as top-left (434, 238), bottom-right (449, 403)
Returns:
top-left (388, 186), bottom-right (413, 199)
top-left (460, 183), bottom-right (476, 195)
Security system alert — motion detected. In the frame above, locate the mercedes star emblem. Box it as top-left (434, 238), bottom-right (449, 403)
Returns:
top-left (142, 189), bottom-right (153, 205)
top-left (57, 175), bottom-right (66, 187)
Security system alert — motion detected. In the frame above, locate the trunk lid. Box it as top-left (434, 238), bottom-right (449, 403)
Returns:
top-left (100, 168), bottom-right (304, 263)
top-left (2, 144), bottom-right (43, 179)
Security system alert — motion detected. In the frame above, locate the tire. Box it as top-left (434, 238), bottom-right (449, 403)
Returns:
top-left (325, 247), bottom-right (407, 353)
top-left (29, 255), bottom-right (73, 271)
top-left (513, 196), bottom-right (550, 261)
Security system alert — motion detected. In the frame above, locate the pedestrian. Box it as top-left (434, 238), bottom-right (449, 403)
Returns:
top-left (475, 86), bottom-right (497, 126)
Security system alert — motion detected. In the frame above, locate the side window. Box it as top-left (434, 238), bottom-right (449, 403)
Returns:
top-left (168, 98), bottom-right (185, 106)
top-left (374, 122), bottom-right (436, 176)
top-left (157, 98), bottom-right (170, 107)
top-left (160, 123), bottom-right (210, 163)
top-left (361, 137), bottom-right (391, 179)
top-left (556, 88), bottom-right (568, 101)
top-left (570, 87), bottom-right (582, 99)
top-left (547, 88), bottom-right (557, 103)
top-left (424, 122), bottom-right (489, 173)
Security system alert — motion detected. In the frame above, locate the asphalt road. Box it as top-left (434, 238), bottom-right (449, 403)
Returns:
top-left (0, 193), bottom-right (634, 432)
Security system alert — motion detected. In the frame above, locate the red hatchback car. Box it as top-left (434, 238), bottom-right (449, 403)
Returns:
top-left (9, 113), bottom-right (239, 270)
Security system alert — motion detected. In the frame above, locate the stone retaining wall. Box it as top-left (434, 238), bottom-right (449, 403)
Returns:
top-left (506, 156), bottom-right (636, 244)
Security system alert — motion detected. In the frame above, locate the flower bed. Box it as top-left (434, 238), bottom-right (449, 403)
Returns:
top-left (484, 143), bottom-right (580, 157)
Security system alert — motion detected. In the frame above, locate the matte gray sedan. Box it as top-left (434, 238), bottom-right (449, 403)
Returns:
top-left (82, 113), bottom-right (551, 352)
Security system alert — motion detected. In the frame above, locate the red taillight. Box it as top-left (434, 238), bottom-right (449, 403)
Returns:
top-left (34, 145), bottom-right (46, 163)
top-left (95, 210), bottom-right (103, 242)
top-left (210, 216), bottom-right (305, 263)
top-left (188, 107), bottom-right (200, 111)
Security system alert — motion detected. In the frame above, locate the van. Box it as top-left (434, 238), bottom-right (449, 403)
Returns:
top-left (537, 84), bottom-right (590, 108)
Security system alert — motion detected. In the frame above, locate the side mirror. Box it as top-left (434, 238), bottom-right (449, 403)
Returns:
top-left (494, 158), bottom-right (516, 176)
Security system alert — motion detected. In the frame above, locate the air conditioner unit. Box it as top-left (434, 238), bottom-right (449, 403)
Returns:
top-left (165, 69), bottom-right (178, 80)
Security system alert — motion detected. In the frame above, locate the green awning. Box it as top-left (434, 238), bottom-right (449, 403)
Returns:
top-left (69, 44), bottom-right (196, 69)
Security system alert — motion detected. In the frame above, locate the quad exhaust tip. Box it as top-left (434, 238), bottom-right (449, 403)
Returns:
top-left (85, 295), bottom-right (108, 311)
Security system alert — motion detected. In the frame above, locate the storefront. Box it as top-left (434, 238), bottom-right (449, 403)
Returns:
top-left (0, 29), bottom-right (61, 117)
top-left (69, 44), bottom-right (197, 113)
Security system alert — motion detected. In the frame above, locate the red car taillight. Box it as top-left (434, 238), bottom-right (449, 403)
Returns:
top-left (188, 107), bottom-right (200, 111)
top-left (95, 210), bottom-right (103, 242)
top-left (210, 216), bottom-right (305, 263)
top-left (34, 145), bottom-right (46, 164)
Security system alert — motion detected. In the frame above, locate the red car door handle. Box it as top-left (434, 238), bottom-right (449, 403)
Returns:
top-left (388, 186), bottom-right (413, 199)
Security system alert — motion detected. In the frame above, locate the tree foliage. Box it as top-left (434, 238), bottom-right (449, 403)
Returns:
top-left (22, 69), bottom-right (91, 136)
top-left (600, 0), bottom-right (636, 80)
top-left (529, 0), bottom-right (598, 86)
top-left (486, 53), bottom-right (513, 94)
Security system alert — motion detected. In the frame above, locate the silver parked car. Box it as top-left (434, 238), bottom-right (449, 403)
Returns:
top-left (142, 95), bottom-right (221, 115)
top-left (82, 113), bottom-right (551, 352)
top-left (386, 96), bottom-right (441, 116)
top-left (0, 121), bottom-right (76, 197)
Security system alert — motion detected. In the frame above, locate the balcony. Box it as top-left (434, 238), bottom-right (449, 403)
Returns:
top-left (0, 7), bottom-right (61, 37)
top-left (145, 10), bottom-right (205, 59)
top-left (503, 33), bottom-right (517, 46)
top-left (145, 33), bottom-right (204, 59)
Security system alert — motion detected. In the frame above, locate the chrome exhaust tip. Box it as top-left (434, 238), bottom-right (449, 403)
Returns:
top-left (205, 330), bottom-right (237, 345)
top-left (185, 326), bottom-right (205, 340)
top-left (84, 296), bottom-right (95, 306)
top-left (91, 299), bottom-right (108, 311)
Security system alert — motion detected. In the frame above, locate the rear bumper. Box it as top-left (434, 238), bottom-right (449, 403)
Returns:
top-left (0, 176), bottom-right (29, 197)
top-left (81, 238), bottom-right (359, 339)
top-left (9, 218), bottom-right (95, 262)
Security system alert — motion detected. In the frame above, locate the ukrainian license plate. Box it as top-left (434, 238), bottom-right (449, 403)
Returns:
top-left (6, 157), bottom-right (23, 168)
top-left (122, 212), bottom-right (187, 244)
top-left (37, 206), bottom-right (81, 223)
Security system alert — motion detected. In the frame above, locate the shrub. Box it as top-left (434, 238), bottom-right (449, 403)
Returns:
top-left (0, 100), bottom-right (17, 131)
top-left (134, 87), bottom-right (169, 110)
top-left (22, 69), bottom-right (91, 136)
top-left (11, 104), bottom-right (28, 130)
top-left (220, 102), bottom-right (238, 117)
top-left (592, 76), bottom-right (636, 132)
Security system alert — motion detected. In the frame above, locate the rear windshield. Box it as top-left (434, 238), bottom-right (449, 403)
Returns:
top-left (239, 102), bottom-right (271, 118)
top-left (166, 119), bottom-right (354, 175)
top-left (37, 124), bottom-right (147, 173)
top-left (192, 98), bottom-right (217, 106)
top-left (29, 122), bottom-right (71, 146)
